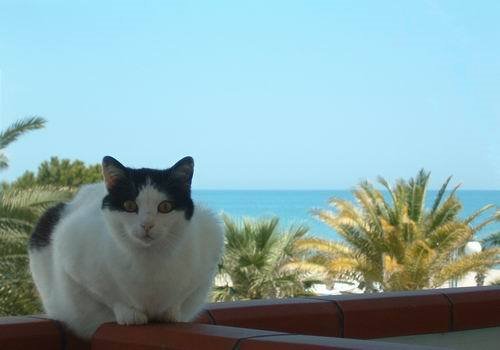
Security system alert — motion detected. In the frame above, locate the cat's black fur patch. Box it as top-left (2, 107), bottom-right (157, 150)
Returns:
top-left (29, 203), bottom-right (67, 250)
top-left (101, 158), bottom-right (194, 220)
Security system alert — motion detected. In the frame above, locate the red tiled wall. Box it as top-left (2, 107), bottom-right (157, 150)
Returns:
top-left (92, 323), bottom-right (287, 350)
top-left (93, 323), bottom-right (443, 350)
top-left (0, 286), bottom-right (499, 350)
top-left (440, 286), bottom-right (500, 331)
top-left (205, 298), bottom-right (342, 337)
top-left (236, 334), bottom-right (443, 350)
top-left (0, 316), bottom-right (90, 350)
top-left (312, 290), bottom-right (450, 339)
top-left (200, 286), bottom-right (500, 339)
top-left (0, 316), bottom-right (62, 350)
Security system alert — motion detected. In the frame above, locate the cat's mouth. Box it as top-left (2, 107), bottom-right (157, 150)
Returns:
top-left (133, 233), bottom-right (155, 246)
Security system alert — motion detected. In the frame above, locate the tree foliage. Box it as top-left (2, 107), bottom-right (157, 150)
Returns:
top-left (482, 225), bottom-right (500, 286)
top-left (484, 231), bottom-right (500, 248)
top-left (0, 186), bottom-right (72, 315)
top-left (0, 116), bottom-right (46, 170)
top-left (8, 157), bottom-right (102, 189)
top-left (213, 216), bottom-right (314, 301)
top-left (0, 117), bottom-right (74, 315)
top-left (296, 170), bottom-right (499, 292)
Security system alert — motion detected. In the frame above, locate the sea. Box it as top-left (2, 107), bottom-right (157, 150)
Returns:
top-left (192, 190), bottom-right (500, 241)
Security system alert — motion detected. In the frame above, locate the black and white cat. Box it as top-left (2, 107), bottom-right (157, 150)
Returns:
top-left (28, 156), bottom-right (224, 339)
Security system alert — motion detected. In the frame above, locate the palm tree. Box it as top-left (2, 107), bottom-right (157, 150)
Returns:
top-left (213, 216), bottom-right (314, 301)
top-left (484, 232), bottom-right (500, 248)
top-left (0, 116), bottom-right (46, 170)
top-left (478, 230), bottom-right (500, 286)
top-left (296, 170), bottom-right (499, 292)
top-left (0, 186), bottom-right (72, 315)
top-left (0, 117), bottom-right (73, 315)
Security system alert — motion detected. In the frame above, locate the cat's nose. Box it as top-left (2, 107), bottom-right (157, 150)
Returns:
top-left (141, 223), bottom-right (155, 233)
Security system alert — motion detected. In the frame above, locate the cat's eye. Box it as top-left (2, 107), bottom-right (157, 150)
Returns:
top-left (158, 201), bottom-right (174, 213)
top-left (123, 200), bottom-right (138, 213)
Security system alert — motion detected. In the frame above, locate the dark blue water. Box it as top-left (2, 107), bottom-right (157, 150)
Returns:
top-left (192, 190), bottom-right (500, 240)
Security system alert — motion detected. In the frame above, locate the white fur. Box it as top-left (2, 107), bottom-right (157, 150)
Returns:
top-left (29, 182), bottom-right (224, 339)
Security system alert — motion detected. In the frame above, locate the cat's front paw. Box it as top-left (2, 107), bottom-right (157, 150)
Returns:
top-left (161, 306), bottom-right (183, 323)
top-left (113, 303), bottom-right (148, 325)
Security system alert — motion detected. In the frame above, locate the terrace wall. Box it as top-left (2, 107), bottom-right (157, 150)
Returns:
top-left (1, 286), bottom-right (499, 350)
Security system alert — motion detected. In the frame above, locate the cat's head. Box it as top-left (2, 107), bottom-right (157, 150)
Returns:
top-left (101, 156), bottom-right (194, 248)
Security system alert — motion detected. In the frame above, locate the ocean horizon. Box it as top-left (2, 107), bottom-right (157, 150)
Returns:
top-left (192, 190), bottom-right (500, 240)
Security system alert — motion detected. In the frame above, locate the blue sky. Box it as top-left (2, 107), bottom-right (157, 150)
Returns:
top-left (1, 1), bottom-right (499, 189)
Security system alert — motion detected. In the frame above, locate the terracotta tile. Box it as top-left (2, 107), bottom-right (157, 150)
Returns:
top-left (28, 314), bottom-right (91, 350)
top-left (0, 316), bottom-right (62, 350)
top-left (315, 290), bottom-right (450, 339)
top-left (441, 286), bottom-right (500, 331)
top-left (192, 309), bottom-right (215, 324)
top-left (66, 331), bottom-right (91, 350)
top-left (92, 322), bottom-right (285, 350)
top-left (207, 298), bottom-right (341, 337)
top-left (238, 334), bottom-right (444, 350)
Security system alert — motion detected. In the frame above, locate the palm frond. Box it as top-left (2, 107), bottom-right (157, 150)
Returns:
top-left (431, 248), bottom-right (499, 288)
top-left (430, 176), bottom-right (452, 215)
top-left (427, 192), bottom-right (462, 232)
top-left (0, 154), bottom-right (8, 170)
top-left (0, 183), bottom-right (71, 316)
top-left (483, 231), bottom-right (500, 248)
top-left (407, 169), bottom-right (429, 223)
top-left (470, 211), bottom-right (500, 235)
top-left (310, 169), bottom-right (498, 292)
top-left (0, 116), bottom-right (46, 150)
top-left (215, 216), bottom-right (311, 301)
top-left (463, 204), bottom-right (496, 225)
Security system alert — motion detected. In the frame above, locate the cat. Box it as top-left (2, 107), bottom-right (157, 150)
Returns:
top-left (28, 156), bottom-right (224, 339)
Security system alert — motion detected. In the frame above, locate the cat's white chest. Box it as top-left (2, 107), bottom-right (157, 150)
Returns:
top-left (112, 250), bottom-right (197, 315)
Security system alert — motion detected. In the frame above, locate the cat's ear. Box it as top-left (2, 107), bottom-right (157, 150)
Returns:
top-left (102, 156), bottom-right (128, 191)
top-left (170, 156), bottom-right (194, 186)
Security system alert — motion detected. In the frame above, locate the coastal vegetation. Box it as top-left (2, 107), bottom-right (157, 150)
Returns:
top-left (480, 231), bottom-right (500, 286)
top-left (484, 232), bottom-right (500, 248)
top-left (0, 117), bottom-right (72, 315)
top-left (0, 185), bottom-right (71, 315)
top-left (6, 157), bottom-right (102, 189)
top-left (0, 117), bottom-right (46, 171)
top-left (212, 216), bottom-right (314, 301)
top-left (0, 117), bottom-right (498, 315)
top-left (296, 170), bottom-right (499, 292)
